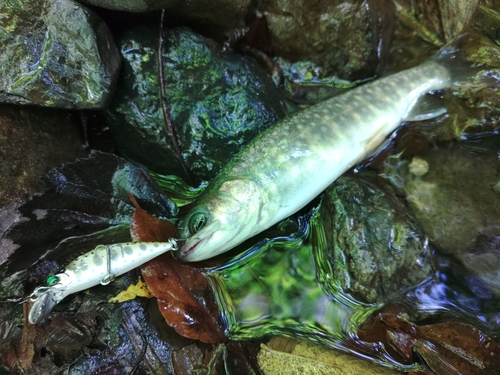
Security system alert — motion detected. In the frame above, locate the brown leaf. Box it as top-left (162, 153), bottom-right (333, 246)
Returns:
top-left (141, 253), bottom-right (226, 344)
top-left (129, 195), bottom-right (225, 344)
top-left (171, 343), bottom-right (227, 375)
top-left (240, 15), bottom-right (273, 56)
top-left (357, 305), bottom-right (417, 365)
top-left (416, 322), bottom-right (500, 374)
top-left (172, 344), bottom-right (205, 375)
top-left (2, 302), bottom-right (36, 370)
top-left (129, 194), bottom-right (177, 242)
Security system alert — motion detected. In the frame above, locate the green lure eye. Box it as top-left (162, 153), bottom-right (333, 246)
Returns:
top-left (188, 211), bottom-right (208, 234)
top-left (46, 275), bottom-right (60, 286)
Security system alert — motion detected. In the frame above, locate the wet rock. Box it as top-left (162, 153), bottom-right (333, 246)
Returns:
top-left (393, 0), bottom-right (480, 45)
top-left (388, 29), bottom-right (500, 141)
top-left (0, 104), bottom-right (86, 206)
top-left (106, 26), bottom-right (289, 182)
top-left (318, 172), bottom-right (433, 304)
top-left (0, 0), bottom-right (120, 109)
top-left (79, 0), bottom-right (251, 38)
top-left (257, 0), bottom-right (396, 80)
top-left (384, 137), bottom-right (500, 297)
top-left (384, 136), bottom-right (500, 260)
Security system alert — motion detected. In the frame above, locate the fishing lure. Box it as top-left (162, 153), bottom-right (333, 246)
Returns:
top-left (28, 239), bottom-right (178, 324)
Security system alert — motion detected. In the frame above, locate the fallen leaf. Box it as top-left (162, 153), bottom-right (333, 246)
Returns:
top-left (357, 305), bottom-right (417, 365)
top-left (129, 194), bottom-right (177, 242)
top-left (172, 343), bottom-right (226, 375)
top-left (108, 278), bottom-right (154, 303)
top-left (2, 303), bottom-right (36, 370)
top-left (130, 197), bottom-right (225, 344)
top-left (257, 336), bottom-right (402, 375)
top-left (416, 322), bottom-right (500, 375)
top-left (141, 253), bottom-right (225, 344)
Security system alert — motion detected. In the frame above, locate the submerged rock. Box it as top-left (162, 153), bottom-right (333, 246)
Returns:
top-left (318, 172), bottom-right (433, 304)
top-left (385, 137), bottom-right (500, 258)
top-left (0, 0), bottom-right (120, 108)
top-left (384, 136), bottom-right (500, 295)
top-left (106, 26), bottom-right (289, 182)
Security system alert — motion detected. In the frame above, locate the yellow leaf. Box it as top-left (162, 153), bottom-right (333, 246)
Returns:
top-left (108, 279), bottom-right (154, 303)
top-left (258, 336), bottom-right (402, 375)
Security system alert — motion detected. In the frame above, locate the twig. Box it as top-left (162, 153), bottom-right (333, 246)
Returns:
top-left (157, 10), bottom-right (195, 186)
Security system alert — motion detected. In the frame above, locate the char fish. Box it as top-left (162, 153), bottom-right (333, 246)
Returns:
top-left (177, 37), bottom-right (487, 261)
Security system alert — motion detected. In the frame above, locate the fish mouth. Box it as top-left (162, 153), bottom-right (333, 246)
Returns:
top-left (178, 230), bottom-right (215, 262)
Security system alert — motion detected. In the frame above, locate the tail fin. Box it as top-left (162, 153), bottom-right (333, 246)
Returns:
top-left (431, 32), bottom-right (500, 88)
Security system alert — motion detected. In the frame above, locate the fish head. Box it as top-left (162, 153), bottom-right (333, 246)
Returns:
top-left (178, 178), bottom-right (269, 261)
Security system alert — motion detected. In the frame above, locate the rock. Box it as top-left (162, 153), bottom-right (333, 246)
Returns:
top-left (387, 29), bottom-right (500, 141)
top-left (78, 0), bottom-right (251, 38)
top-left (0, 0), bottom-right (120, 109)
top-left (318, 172), bottom-right (433, 304)
top-left (393, 0), bottom-right (480, 45)
top-left (384, 136), bottom-right (500, 260)
top-left (257, 0), bottom-right (396, 80)
top-left (0, 104), bottom-right (86, 206)
top-left (106, 26), bottom-right (289, 182)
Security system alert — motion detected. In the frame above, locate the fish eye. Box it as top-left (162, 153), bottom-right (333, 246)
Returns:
top-left (46, 275), bottom-right (60, 286)
top-left (187, 211), bottom-right (208, 234)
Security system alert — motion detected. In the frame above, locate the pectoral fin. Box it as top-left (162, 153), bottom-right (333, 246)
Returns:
top-left (404, 94), bottom-right (447, 122)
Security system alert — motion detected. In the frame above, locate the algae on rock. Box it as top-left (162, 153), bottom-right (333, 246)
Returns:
top-left (0, 0), bottom-right (120, 108)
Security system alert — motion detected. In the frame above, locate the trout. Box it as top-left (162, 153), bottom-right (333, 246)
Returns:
top-left (177, 40), bottom-right (480, 261)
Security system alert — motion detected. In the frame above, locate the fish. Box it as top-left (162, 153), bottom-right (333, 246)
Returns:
top-left (28, 239), bottom-right (178, 324)
top-left (177, 35), bottom-right (492, 262)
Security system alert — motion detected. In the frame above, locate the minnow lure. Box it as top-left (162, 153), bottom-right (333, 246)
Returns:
top-left (28, 239), bottom-right (178, 324)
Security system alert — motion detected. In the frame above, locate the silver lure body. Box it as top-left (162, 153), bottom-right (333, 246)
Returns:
top-left (28, 240), bottom-right (177, 324)
top-left (178, 61), bottom-right (452, 261)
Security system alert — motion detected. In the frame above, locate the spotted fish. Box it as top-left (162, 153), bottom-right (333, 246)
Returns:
top-left (177, 37), bottom-right (488, 262)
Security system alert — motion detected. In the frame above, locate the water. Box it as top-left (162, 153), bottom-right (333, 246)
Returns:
top-left (204, 208), bottom-right (418, 371)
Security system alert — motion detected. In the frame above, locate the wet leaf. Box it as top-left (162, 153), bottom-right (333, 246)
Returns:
top-left (416, 322), bottom-right (500, 374)
top-left (172, 343), bottom-right (226, 375)
top-left (172, 344), bottom-right (206, 374)
top-left (129, 194), bottom-right (178, 242)
top-left (357, 305), bottom-right (417, 365)
top-left (257, 336), bottom-right (401, 375)
top-left (108, 278), bottom-right (153, 303)
top-left (130, 198), bottom-right (226, 344)
top-left (1, 303), bottom-right (36, 370)
top-left (141, 253), bottom-right (226, 344)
